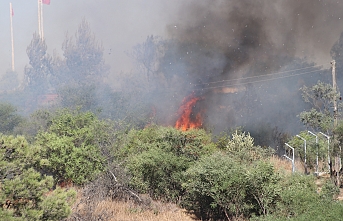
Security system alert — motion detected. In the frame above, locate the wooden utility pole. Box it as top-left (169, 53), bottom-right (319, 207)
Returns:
top-left (332, 60), bottom-right (337, 127)
top-left (331, 60), bottom-right (341, 186)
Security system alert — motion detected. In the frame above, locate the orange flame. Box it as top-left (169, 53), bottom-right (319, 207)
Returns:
top-left (175, 94), bottom-right (203, 131)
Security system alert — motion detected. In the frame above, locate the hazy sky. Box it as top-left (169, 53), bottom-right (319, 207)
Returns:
top-left (2, 0), bottom-right (343, 82)
top-left (0, 0), bottom-right (181, 80)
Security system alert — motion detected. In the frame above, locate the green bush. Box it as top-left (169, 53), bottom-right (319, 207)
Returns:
top-left (182, 152), bottom-right (251, 220)
top-left (120, 126), bottom-right (216, 202)
top-left (246, 161), bottom-right (281, 216)
top-left (0, 103), bottom-right (23, 134)
top-left (0, 135), bottom-right (76, 220)
top-left (35, 110), bottom-right (108, 184)
top-left (127, 147), bottom-right (190, 201)
top-left (117, 126), bottom-right (216, 160)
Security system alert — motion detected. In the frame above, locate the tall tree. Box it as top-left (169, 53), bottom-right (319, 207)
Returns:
top-left (131, 35), bottom-right (163, 82)
top-left (24, 33), bottom-right (52, 94)
top-left (62, 19), bottom-right (107, 86)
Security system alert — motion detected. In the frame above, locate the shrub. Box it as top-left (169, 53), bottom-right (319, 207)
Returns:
top-left (35, 110), bottom-right (107, 184)
top-left (182, 152), bottom-right (251, 220)
top-left (127, 147), bottom-right (190, 201)
top-left (120, 126), bottom-right (216, 202)
top-left (0, 135), bottom-right (76, 220)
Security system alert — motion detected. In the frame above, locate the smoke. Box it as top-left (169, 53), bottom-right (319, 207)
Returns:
top-left (167, 0), bottom-right (343, 80)
top-left (2, 0), bottom-right (343, 141)
top-left (158, 0), bottom-right (343, 136)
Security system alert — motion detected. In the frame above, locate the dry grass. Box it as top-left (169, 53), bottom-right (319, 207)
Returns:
top-left (69, 195), bottom-right (198, 221)
top-left (269, 155), bottom-right (305, 174)
top-left (90, 200), bottom-right (198, 221)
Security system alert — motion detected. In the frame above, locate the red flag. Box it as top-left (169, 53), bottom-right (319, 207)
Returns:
top-left (11, 8), bottom-right (14, 16)
top-left (42, 0), bottom-right (50, 5)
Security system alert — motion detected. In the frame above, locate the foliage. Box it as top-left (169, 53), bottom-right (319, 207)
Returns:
top-left (130, 35), bottom-right (164, 83)
top-left (62, 19), bottom-right (107, 86)
top-left (0, 135), bottom-right (76, 220)
top-left (320, 179), bottom-right (340, 200)
top-left (127, 147), bottom-right (190, 201)
top-left (287, 130), bottom-right (329, 172)
top-left (0, 103), bottom-right (23, 134)
top-left (182, 152), bottom-right (250, 220)
top-left (272, 174), bottom-right (317, 217)
top-left (223, 130), bottom-right (274, 163)
top-left (299, 81), bottom-right (339, 132)
top-left (182, 153), bottom-right (281, 220)
top-left (0, 70), bottom-right (20, 92)
top-left (35, 110), bottom-right (107, 184)
top-left (24, 33), bottom-right (52, 94)
top-left (247, 161), bottom-right (281, 216)
top-left (40, 187), bottom-right (76, 221)
top-left (57, 84), bottom-right (98, 111)
top-left (255, 175), bottom-right (343, 221)
top-left (119, 126), bottom-right (216, 202)
top-left (14, 109), bottom-right (52, 140)
top-left (117, 126), bottom-right (216, 160)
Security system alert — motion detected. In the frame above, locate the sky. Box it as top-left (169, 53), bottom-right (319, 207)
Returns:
top-left (0, 0), bottom-right (182, 81)
top-left (2, 0), bottom-right (343, 82)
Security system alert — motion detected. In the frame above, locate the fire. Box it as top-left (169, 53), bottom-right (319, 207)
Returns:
top-left (175, 94), bottom-right (203, 131)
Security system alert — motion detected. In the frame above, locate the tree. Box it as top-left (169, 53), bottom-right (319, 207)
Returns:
top-left (130, 35), bottom-right (164, 83)
top-left (24, 33), bottom-right (52, 94)
top-left (0, 70), bottom-right (20, 92)
top-left (62, 19), bottom-right (107, 86)
top-left (298, 81), bottom-right (343, 183)
top-left (299, 81), bottom-right (338, 132)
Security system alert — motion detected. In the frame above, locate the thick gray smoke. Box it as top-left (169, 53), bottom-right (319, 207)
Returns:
top-left (167, 0), bottom-right (342, 81)
top-left (158, 0), bottom-right (343, 138)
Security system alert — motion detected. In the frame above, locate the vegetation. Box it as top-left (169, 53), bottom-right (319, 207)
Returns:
top-left (3, 19), bottom-right (343, 221)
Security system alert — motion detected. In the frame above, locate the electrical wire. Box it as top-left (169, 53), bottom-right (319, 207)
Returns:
top-left (194, 64), bottom-right (326, 87)
top-left (195, 68), bottom-right (327, 91)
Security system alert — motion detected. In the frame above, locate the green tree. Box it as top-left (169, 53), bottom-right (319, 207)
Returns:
top-left (299, 81), bottom-right (338, 132)
top-left (297, 81), bottom-right (343, 183)
top-left (247, 161), bottom-right (281, 216)
top-left (0, 135), bottom-right (76, 220)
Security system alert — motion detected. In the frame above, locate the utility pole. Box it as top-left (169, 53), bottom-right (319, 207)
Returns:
top-left (331, 60), bottom-right (341, 186)
top-left (9, 3), bottom-right (14, 72)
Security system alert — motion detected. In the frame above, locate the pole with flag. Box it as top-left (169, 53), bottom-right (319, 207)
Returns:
top-left (9, 3), bottom-right (15, 71)
top-left (38, 0), bottom-right (42, 38)
top-left (38, 0), bottom-right (50, 39)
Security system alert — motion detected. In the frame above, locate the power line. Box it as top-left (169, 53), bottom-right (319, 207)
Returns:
top-left (194, 64), bottom-right (325, 87)
top-left (195, 68), bottom-right (326, 91)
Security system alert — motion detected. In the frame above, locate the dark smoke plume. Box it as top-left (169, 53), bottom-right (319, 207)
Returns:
top-left (161, 0), bottom-right (343, 136)
top-left (167, 0), bottom-right (342, 82)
